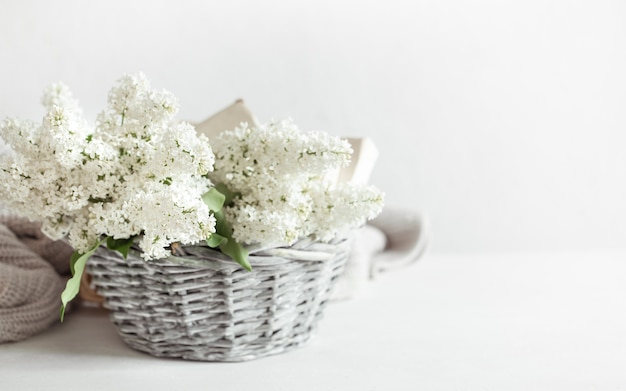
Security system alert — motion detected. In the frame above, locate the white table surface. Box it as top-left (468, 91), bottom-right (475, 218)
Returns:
top-left (1, 251), bottom-right (625, 390)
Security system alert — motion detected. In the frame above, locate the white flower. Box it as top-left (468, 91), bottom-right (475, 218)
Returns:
top-left (211, 119), bottom-right (384, 245)
top-left (0, 73), bottom-right (384, 259)
top-left (0, 73), bottom-right (216, 258)
top-left (41, 82), bottom-right (83, 116)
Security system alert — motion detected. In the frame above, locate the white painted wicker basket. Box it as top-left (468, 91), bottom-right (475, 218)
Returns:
top-left (87, 236), bottom-right (350, 361)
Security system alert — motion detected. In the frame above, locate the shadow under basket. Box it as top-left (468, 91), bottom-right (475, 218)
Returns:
top-left (86, 236), bottom-right (350, 362)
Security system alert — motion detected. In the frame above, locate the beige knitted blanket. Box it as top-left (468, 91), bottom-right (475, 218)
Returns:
top-left (0, 215), bottom-right (73, 343)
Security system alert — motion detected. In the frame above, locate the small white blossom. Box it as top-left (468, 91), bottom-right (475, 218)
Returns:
top-left (0, 74), bottom-right (384, 259)
top-left (211, 119), bottom-right (384, 246)
top-left (41, 82), bottom-right (83, 115)
top-left (0, 73), bottom-right (216, 258)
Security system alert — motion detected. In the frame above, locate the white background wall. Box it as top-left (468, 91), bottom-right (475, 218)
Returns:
top-left (1, 0), bottom-right (625, 253)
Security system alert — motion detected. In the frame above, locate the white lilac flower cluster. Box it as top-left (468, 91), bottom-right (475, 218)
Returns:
top-left (210, 120), bottom-right (385, 246)
top-left (0, 72), bottom-right (384, 264)
top-left (0, 73), bottom-right (216, 259)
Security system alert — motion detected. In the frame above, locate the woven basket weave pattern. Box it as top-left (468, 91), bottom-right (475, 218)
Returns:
top-left (87, 237), bottom-right (350, 361)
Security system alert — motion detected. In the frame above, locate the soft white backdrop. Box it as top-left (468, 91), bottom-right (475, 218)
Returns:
top-left (1, 0), bottom-right (624, 253)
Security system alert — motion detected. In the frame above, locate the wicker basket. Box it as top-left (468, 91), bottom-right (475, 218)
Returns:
top-left (86, 236), bottom-right (350, 361)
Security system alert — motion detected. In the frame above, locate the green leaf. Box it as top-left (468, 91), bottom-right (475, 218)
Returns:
top-left (106, 236), bottom-right (134, 259)
top-left (69, 251), bottom-right (82, 275)
top-left (215, 182), bottom-right (238, 205)
top-left (220, 238), bottom-right (250, 271)
top-left (202, 187), bottom-right (226, 212)
top-left (212, 209), bottom-right (251, 271)
top-left (203, 184), bottom-right (250, 270)
top-left (60, 240), bottom-right (103, 321)
top-left (214, 209), bottom-right (229, 234)
top-left (206, 232), bottom-right (226, 247)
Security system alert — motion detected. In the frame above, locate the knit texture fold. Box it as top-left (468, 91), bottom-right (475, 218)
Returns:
top-left (0, 215), bottom-right (72, 343)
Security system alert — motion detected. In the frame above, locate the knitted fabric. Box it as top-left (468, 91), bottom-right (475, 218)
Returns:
top-left (0, 215), bottom-right (73, 343)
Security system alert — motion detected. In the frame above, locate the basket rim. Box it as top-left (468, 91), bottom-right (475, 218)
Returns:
top-left (98, 234), bottom-right (352, 269)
